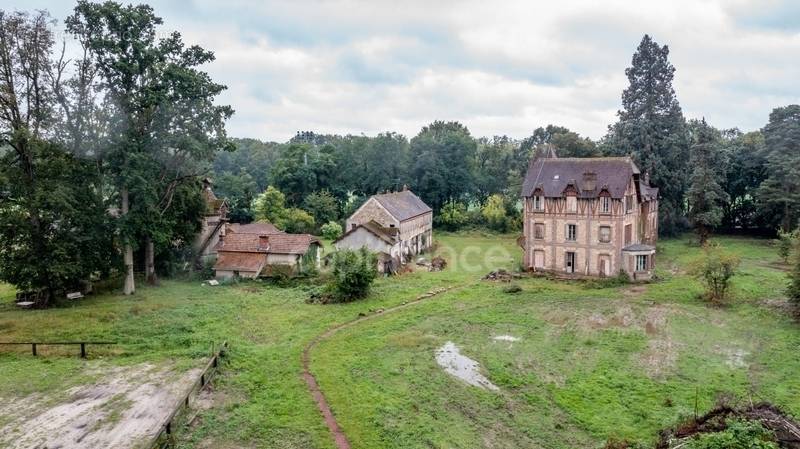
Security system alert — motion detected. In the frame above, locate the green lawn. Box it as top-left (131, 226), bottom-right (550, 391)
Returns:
top-left (0, 233), bottom-right (797, 448)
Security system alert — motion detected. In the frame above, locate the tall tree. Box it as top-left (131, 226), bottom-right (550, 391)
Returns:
top-left (758, 105), bottom-right (800, 232)
top-left (271, 142), bottom-right (336, 206)
top-left (719, 130), bottom-right (767, 230)
top-left (409, 121), bottom-right (476, 212)
top-left (67, 1), bottom-right (233, 290)
top-left (0, 10), bottom-right (114, 304)
top-left (604, 34), bottom-right (690, 235)
top-left (686, 119), bottom-right (729, 244)
top-left (474, 135), bottom-right (517, 201)
top-left (360, 132), bottom-right (410, 195)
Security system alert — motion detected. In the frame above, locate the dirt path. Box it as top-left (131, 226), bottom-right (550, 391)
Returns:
top-left (301, 285), bottom-right (457, 449)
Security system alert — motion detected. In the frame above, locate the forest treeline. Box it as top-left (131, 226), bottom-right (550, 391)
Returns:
top-left (1, 2), bottom-right (799, 302)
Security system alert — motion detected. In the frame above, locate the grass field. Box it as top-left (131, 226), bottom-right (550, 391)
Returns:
top-left (0, 233), bottom-right (797, 448)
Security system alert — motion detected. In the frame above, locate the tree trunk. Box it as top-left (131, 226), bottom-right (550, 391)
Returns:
top-left (122, 187), bottom-right (135, 295)
top-left (145, 236), bottom-right (158, 285)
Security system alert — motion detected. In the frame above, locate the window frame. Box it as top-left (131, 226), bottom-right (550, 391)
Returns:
top-left (599, 225), bottom-right (611, 243)
top-left (566, 224), bottom-right (577, 241)
top-left (533, 195), bottom-right (543, 211)
top-left (533, 222), bottom-right (545, 240)
top-left (635, 254), bottom-right (648, 272)
top-left (601, 196), bottom-right (611, 214)
top-left (566, 196), bottom-right (577, 213)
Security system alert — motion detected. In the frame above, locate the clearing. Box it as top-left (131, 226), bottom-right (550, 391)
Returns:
top-left (0, 233), bottom-right (797, 448)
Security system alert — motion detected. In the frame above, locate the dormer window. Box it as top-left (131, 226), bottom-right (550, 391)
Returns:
top-left (566, 196), bottom-right (577, 213)
top-left (533, 195), bottom-right (543, 211)
top-left (601, 196), bottom-right (611, 214)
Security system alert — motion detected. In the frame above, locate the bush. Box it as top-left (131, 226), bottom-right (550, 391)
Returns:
top-left (279, 208), bottom-right (315, 234)
top-left (436, 200), bottom-right (469, 231)
top-left (327, 247), bottom-right (378, 302)
top-left (502, 284), bottom-right (522, 294)
top-left (320, 221), bottom-right (343, 240)
top-left (776, 230), bottom-right (797, 263)
top-left (788, 238), bottom-right (800, 311)
top-left (690, 244), bottom-right (740, 304)
top-left (684, 419), bottom-right (778, 449)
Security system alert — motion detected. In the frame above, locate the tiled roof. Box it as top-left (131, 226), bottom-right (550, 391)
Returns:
top-left (215, 233), bottom-right (269, 253)
top-left (228, 222), bottom-right (283, 235)
top-left (622, 243), bottom-right (656, 252)
top-left (334, 220), bottom-right (399, 245)
top-left (267, 233), bottom-right (321, 255)
top-left (522, 157), bottom-right (651, 199)
top-left (213, 252), bottom-right (267, 272)
top-left (372, 190), bottom-right (432, 221)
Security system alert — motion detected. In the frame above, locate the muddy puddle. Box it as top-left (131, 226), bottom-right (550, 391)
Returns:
top-left (435, 342), bottom-right (498, 391)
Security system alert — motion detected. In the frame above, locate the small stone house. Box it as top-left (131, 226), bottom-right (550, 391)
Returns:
top-left (213, 225), bottom-right (321, 279)
top-left (520, 150), bottom-right (659, 280)
top-left (194, 178), bottom-right (228, 262)
top-left (344, 188), bottom-right (433, 263)
top-left (333, 220), bottom-right (401, 273)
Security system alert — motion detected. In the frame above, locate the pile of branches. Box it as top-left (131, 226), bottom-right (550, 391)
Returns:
top-left (657, 402), bottom-right (800, 449)
top-left (482, 269), bottom-right (522, 282)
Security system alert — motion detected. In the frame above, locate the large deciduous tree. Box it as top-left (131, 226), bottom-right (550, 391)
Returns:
top-left (686, 119), bottom-right (729, 244)
top-left (720, 130), bottom-right (767, 230)
top-left (758, 105), bottom-right (800, 232)
top-left (409, 121), bottom-right (476, 212)
top-left (0, 10), bottom-right (114, 304)
top-left (604, 34), bottom-right (690, 236)
top-left (67, 0), bottom-right (233, 291)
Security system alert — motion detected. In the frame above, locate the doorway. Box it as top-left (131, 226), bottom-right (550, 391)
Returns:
top-left (599, 254), bottom-right (611, 277)
top-left (565, 252), bottom-right (576, 273)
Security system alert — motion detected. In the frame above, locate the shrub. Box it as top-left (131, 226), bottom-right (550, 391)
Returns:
top-left (279, 208), bottom-right (315, 234)
top-left (502, 284), bottom-right (522, 294)
top-left (320, 221), bottom-right (343, 240)
top-left (327, 247), bottom-right (378, 302)
top-left (690, 244), bottom-right (740, 304)
top-left (481, 194), bottom-right (507, 231)
top-left (776, 230), bottom-right (797, 263)
top-left (437, 200), bottom-right (469, 231)
top-left (788, 238), bottom-right (800, 312)
top-left (684, 419), bottom-right (778, 449)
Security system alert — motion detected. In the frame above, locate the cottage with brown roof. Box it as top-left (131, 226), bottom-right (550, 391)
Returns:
top-left (344, 188), bottom-right (432, 263)
top-left (520, 149), bottom-right (658, 280)
top-left (333, 220), bottom-right (402, 273)
top-left (213, 225), bottom-right (321, 279)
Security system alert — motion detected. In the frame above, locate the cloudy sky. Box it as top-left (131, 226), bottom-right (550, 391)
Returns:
top-left (5, 0), bottom-right (800, 141)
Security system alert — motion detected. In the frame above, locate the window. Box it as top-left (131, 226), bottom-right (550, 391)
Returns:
top-left (625, 195), bottom-right (634, 213)
top-left (601, 196), bottom-right (611, 214)
top-left (534, 223), bottom-right (545, 240)
top-left (599, 226), bottom-right (611, 243)
top-left (533, 195), bottom-right (543, 211)
top-left (624, 224), bottom-right (632, 245)
top-left (635, 255), bottom-right (648, 272)
top-left (566, 224), bottom-right (577, 241)
top-left (566, 196), bottom-right (577, 213)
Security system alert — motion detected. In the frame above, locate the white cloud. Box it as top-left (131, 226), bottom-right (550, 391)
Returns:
top-left (3, 0), bottom-right (799, 141)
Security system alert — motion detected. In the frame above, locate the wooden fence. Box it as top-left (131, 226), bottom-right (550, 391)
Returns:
top-left (147, 341), bottom-right (228, 449)
top-left (0, 341), bottom-right (116, 358)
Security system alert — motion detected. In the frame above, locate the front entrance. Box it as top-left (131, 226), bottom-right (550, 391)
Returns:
top-left (565, 251), bottom-right (576, 274)
top-left (534, 250), bottom-right (545, 269)
top-left (599, 254), bottom-right (611, 277)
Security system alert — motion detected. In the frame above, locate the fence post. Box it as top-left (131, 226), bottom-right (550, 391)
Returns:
top-left (31, 343), bottom-right (37, 356)
top-left (80, 343), bottom-right (86, 358)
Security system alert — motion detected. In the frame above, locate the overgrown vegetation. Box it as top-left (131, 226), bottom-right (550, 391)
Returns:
top-left (327, 247), bottom-right (378, 302)
top-left (690, 244), bottom-right (741, 303)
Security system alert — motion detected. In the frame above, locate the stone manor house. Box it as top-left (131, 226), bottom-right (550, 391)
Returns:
top-left (520, 150), bottom-right (659, 280)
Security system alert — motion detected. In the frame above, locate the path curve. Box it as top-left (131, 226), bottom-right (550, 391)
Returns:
top-left (301, 285), bottom-right (458, 449)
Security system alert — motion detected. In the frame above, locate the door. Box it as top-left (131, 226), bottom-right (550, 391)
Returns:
top-left (534, 250), bottom-right (545, 269)
top-left (599, 255), bottom-right (611, 277)
top-left (565, 252), bottom-right (575, 273)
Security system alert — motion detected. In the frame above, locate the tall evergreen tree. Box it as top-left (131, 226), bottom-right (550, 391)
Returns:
top-left (686, 119), bottom-right (729, 244)
top-left (719, 130), bottom-right (767, 230)
top-left (604, 34), bottom-right (690, 235)
top-left (758, 105), bottom-right (800, 232)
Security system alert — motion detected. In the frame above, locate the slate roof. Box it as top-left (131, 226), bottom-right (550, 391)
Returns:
top-left (334, 220), bottom-right (399, 245)
top-left (639, 181), bottom-right (659, 201)
top-left (522, 157), bottom-right (646, 199)
top-left (213, 252), bottom-right (267, 273)
top-left (228, 222), bottom-right (283, 235)
top-left (372, 190), bottom-right (432, 221)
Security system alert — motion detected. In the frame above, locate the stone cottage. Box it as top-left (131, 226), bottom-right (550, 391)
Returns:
top-left (213, 225), bottom-right (321, 279)
top-left (333, 220), bottom-right (401, 273)
top-left (342, 188), bottom-right (433, 263)
top-left (520, 150), bottom-right (659, 280)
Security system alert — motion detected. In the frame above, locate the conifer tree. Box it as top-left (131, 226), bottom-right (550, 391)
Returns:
top-left (687, 120), bottom-right (729, 244)
top-left (758, 105), bottom-right (800, 232)
top-left (605, 35), bottom-right (690, 235)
